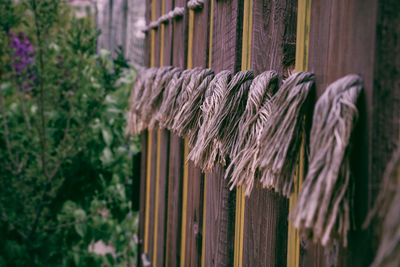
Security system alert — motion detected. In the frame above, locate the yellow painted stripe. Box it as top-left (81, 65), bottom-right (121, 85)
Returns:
top-left (153, 0), bottom-right (165, 260)
top-left (287, 1), bottom-right (312, 266)
top-left (180, 10), bottom-right (194, 267)
top-left (180, 138), bottom-right (190, 267)
top-left (144, 130), bottom-right (153, 254)
top-left (240, 0), bottom-right (253, 71)
top-left (234, 0), bottom-right (252, 266)
top-left (295, 0), bottom-right (311, 72)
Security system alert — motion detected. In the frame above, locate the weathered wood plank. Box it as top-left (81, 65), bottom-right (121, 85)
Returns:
top-left (152, 0), bottom-right (174, 265)
top-left (302, 0), bottom-right (400, 266)
top-left (138, 132), bottom-right (148, 267)
top-left (211, 0), bottom-right (242, 74)
top-left (250, 0), bottom-right (297, 78)
top-left (240, 1), bottom-right (296, 266)
top-left (184, 2), bottom-right (210, 265)
top-left (146, 130), bottom-right (158, 262)
top-left (205, 165), bottom-right (236, 267)
top-left (204, 0), bottom-right (243, 266)
top-left (165, 0), bottom-right (187, 265)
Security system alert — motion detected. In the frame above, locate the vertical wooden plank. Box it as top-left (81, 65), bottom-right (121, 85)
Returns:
top-left (138, 132), bottom-right (148, 267)
top-left (202, 1), bottom-right (214, 265)
top-left (203, 0), bottom-right (243, 266)
top-left (143, 0), bottom-right (157, 265)
top-left (305, 1), bottom-right (377, 266)
top-left (152, 0), bottom-right (173, 264)
top-left (165, 0), bottom-right (187, 265)
top-left (238, 0), bottom-right (296, 266)
top-left (152, 0), bottom-right (174, 266)
top-left (183, 1), bottom-right (210, 266)
top-left (286, 1), bottom-right (308, 267)
top-left (302, 0), bottom-right (400, 266)
top-left (145, 130), bottom-right (158, 262)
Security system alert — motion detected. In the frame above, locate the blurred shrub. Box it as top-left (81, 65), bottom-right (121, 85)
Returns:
top-left (0, 1), bottom-right (139, 266)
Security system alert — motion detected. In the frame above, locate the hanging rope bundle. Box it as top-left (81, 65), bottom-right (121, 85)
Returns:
top-left (226, 71), bottom-right (279, 195)
top-left (188, 70), bottom-right (232, 171)
top-left (290, 74), bottom-right (362, 247)
top-left (364, 146), bottom-right (400, 267)
top-left (258, 72), bottom-right (315, 197)
top-left (148, 67), bottom-right (182, 129)
top-left (200, 71), bottom-right (254, 168)
top-left (128, 68), bottom-right (157, 135)
top-left (157, 69), bottom-right (191, 129)
top-left (173, 68), bottom-right (214, 137)
top-left (165, 68), bottom-right (200, 131)
top-left (174, 69), bottom-right (214, 146)
top-left (138, 67), bottom-right (172, 129)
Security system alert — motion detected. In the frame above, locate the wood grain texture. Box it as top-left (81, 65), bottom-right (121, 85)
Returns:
top-left (165, 0), bottom-right (187, 265)
top-left (162, 0), bottom-right (174, 66)
top-left (211, 0), bottom-right (243, 73)
top-left (146, 130), bottom-right (158, 262)
top-left (205, 165), bottom-right (236, 267)
top-left (152, 0), bottom-right (173, 264)
top-left (203, 0), bottom-right (243, 266)
top-left (250, 0), bottom-right (297, 77)
top-left (242, 183), bottom-right (289, 267)
top-left (240, 1), bottom-right (296, 266)
top-left (304, 0), bottom-right (400, 266)
top-left (165, 134), bottom-right (184, 266)
top-left (172, 0), bottom-right (188, 69)
top-left (307, 1), bottom-right (376, 266)
top-left (154, 130), bottom-right (170, 267)
top-left (184, 2), bottom-right (210, 265)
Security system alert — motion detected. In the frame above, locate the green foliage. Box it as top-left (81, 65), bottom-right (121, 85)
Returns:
top-left (0, 1), bottom-right (139, 266)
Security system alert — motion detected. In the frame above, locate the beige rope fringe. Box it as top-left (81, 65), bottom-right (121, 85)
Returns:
top-left (174, 70), bottom-right (214, 147)
top-left (188, 70), bottom-right (232, 171)
top-left (364, 146), bottom-right (400, 267)
top-left (258, 72), bottom-right (315, 197)
top-left (290, 74), bottom-right (362, 247)
top-left (156, 69), bottom-right (187, 129)
top-left (128, 68), bottom-right (158, 135)
top-left (226, 71), bottom-right (279, 195)
top-left (200, 71), bottom-right (254, 168)
top-left (172, 68), bottom-right (214, 136)
top-left (139, 67), bottom-right (172, 130)
top-left (148, 67), bottom-right (182, 129)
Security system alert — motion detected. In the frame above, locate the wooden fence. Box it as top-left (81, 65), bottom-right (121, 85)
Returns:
top-left (134, 0), bottom-right (400, 266)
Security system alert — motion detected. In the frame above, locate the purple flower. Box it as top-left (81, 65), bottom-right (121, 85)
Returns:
top-left (9, 31), bottom-right (35, 74)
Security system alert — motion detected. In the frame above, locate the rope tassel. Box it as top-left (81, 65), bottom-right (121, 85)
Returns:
top-left (201, 70), bottom-right (254, 168)
top-left (175, 70), bottom-right (214, 146)
top-left (188, 70), bottom-right (232, 171)
top-left (173, 68), bottom-right (214, 137)
top-left (127, 68), bottom-right (156, 135)
top-left (148, 67), bottom-right (182, 129)
top-left (226, 71), bottom-right (279, 194)
top-left (290, 74), bottom-right (362, 247)
top-left (157, 69), bottom-right (190, 129)
top-left (258, 72), bottom-right (315, 197)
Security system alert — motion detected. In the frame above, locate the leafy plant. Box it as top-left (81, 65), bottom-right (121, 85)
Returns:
top-left (0, 1), bottom-right (139, 266)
